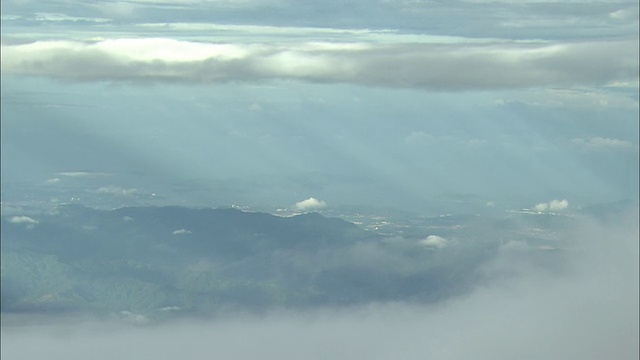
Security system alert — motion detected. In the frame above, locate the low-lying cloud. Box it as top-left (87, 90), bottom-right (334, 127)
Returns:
top-left (2, 38), bottom-right (637, 90)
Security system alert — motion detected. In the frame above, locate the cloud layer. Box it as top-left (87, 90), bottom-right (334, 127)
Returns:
top-left (2, 38), bottom-right (637, 90)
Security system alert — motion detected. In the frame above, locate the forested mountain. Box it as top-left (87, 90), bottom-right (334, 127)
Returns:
top-left (1, 204), bottom-right (565, 322)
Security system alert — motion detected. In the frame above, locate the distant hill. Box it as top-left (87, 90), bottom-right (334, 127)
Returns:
top-left (1, 205), bottom-right (525, 321)
top-left (3, 205), bottom-right (369, 262)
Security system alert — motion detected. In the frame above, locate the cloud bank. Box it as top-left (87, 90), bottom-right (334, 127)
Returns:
top-left (2, 38), bottom-right (637, 89)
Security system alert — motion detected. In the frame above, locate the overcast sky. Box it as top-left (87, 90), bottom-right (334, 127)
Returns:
top-left (1, 0), bottom-right (638, 212)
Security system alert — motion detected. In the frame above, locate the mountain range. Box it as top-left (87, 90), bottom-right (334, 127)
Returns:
top-left (1, 204), bottom-right (566, 322)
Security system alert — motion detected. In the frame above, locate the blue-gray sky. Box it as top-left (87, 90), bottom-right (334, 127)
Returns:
top-left (1, 0), bottom-right (638, 212)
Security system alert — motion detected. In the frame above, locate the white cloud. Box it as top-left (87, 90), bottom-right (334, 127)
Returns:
top-left (94, 186), bottom-right (138, 196)
top-left (2, 38), bottom-right (636, 90)
top-left (293, 197), bottom-right (327, 212)
top-left (123, 216), bottom-right (134, 222)
top-left (45, 178), bottom-right (61, 184)
top-left (549, 199), bottom-right (569, 211)
top-left (418, 235), bottom-right (448, 248)
top-left (172, 229), bottom-right (192, 235)
top-left (8, 216), bottom-right (39, 224)
top-left (533, 199), bottom-right (569, 212)
top-left (533, 202), bottom-right (549, 212)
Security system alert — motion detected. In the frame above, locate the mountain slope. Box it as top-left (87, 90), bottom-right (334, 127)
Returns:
top-left (1, 205), bottom-right (496, 320)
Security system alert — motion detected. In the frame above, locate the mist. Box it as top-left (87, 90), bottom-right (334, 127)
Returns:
top-left (2, 210), bottom-right (637, 360)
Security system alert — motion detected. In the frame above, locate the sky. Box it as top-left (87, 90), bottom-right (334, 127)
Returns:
top-left (1, 0), bottom-right (639, 213)
top-left (1, 3), bottom-right (638, 358)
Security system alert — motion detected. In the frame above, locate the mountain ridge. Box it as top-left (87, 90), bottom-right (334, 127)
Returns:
top-left (1, 204), bottom-right (566, 322)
